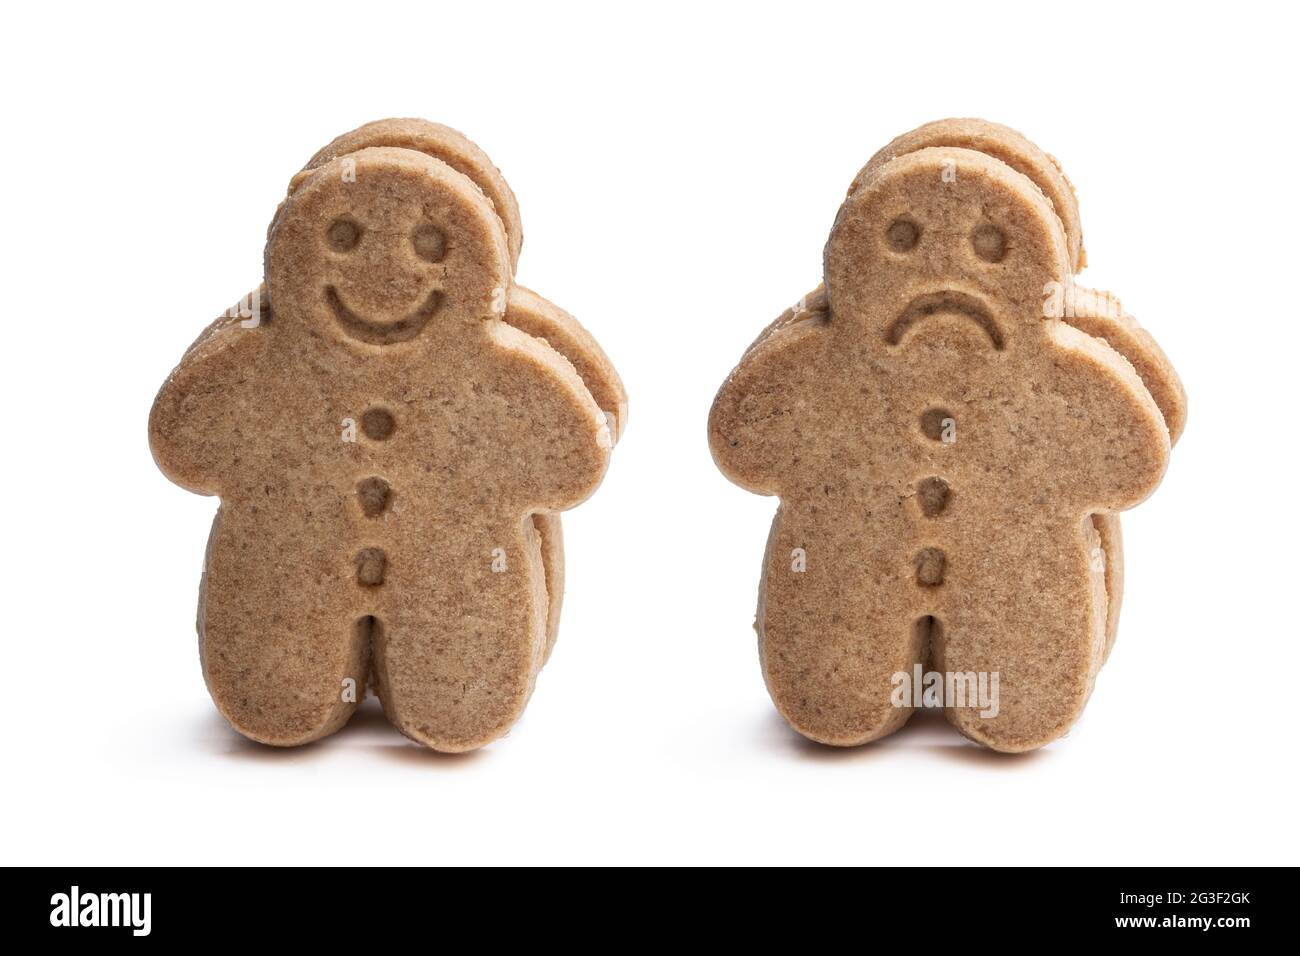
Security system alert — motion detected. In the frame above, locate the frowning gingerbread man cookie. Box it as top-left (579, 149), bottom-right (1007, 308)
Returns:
top-left (151, 119), bottom-right (625, 752)
top-left (709, 119), bottom-right (1183, 752)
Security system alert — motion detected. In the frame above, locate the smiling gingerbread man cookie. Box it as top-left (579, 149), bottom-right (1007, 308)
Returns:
top-left (150, 119), bottom-right (624, 752)
top-left (293, 120), bottom-right (627, 664)
top-left (710, 121), bottom-right (1183, 752)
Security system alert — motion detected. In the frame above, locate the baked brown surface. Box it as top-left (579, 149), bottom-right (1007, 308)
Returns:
top-left (852, 119), bottom-right (1187, 664)
top-left (151, 122), bottom-right (624, 751)
top-left (710, 123), bottom-right (1184, 752)
top-left (504, 283), bottom-right (627, 660)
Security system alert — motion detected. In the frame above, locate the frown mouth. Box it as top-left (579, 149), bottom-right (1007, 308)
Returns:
top-left (326, 286), bottom-right (443, 345)
top-left (887, 290), bottom-right (1004, 350)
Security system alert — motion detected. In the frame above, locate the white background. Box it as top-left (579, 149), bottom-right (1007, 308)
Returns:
top-left (3, 1), bottom-right (1296, 866)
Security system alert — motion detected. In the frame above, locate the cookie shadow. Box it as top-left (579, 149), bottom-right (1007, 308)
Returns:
top-left (199, 697), bottom-right (487, 767)
top-left (198, 711), bottom-right (332, 763)
top-left (760, 708), bottom-right (1052, 766)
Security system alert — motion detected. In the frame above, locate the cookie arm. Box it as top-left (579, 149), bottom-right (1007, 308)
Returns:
top-left (709, 305), bottom-right (829, 497)
top-left (485, 321), bottom-right (612, 513)
top-left (149, 289), bottom-right (267, 496)
top-left (504, 286), bottom-right (628, 444)
top-left (1062, 286), bottom-right (1187, 445)
top-left (741, 283), bottom-right (827, 356)
top-left (1047, 322), bottom-right (1171, 511)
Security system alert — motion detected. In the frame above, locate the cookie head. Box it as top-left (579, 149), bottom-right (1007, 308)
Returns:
top-left (301, 118), bottom-right (524, 271)
top-left (266, 146), bottom-right (511, 345)
top-left (824, 147), bottom-right (1071, 348)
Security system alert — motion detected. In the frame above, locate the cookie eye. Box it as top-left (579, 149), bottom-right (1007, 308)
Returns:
top-left (886, 218), bottom-right (920, 253)
top-left (971, 224), bottom-right (1006, 262)
top-left (412, 224), bottom-right (447, 263)
top-left (327, 218), bottom-right (361, 252)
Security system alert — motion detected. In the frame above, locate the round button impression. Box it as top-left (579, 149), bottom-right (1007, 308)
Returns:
top-left (361, 407), bottom-right (396, 441)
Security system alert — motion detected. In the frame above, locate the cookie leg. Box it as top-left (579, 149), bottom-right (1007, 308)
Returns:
top-left (1093, 513), bottom-right (1124, 664)
top-left (934, 518), bottom-right (1106, 752)
top-left (371, 516), bottom-right (549, 752)
top-left (200, 508), bottom-right (369, 746)
top-left (533, 513), bottom-right (565, 663)
top-left (759, 504), bottom-right (925, 746)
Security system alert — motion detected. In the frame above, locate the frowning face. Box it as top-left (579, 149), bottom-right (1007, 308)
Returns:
top-left (824, 147), bottom-right (1071, 350)
top-left (267, 146), bottom-right (510, 346)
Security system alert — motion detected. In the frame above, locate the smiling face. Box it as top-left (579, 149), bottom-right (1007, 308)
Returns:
top-left (266, 146), bottom-right (511, 347)
top-left (824, 146), bottom-right (1070, 350)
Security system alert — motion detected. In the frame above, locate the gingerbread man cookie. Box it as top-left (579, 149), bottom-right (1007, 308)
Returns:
top-left (710, 120), bottom-right (1184, 752)
top-left (151, 119), bottom-right (625, 752)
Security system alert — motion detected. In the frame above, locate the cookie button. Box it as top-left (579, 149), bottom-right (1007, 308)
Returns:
top-left (920, 407), bottom-right (955, 443)
top-left (355, 548), bottom-right (387, 587)
top-left (914, 548), bottom-right (946, 587)
top-left (361, 407), bottom-right (396, 441)
top-left (357, 477), bottom-right (391, 517)
top-left (916, 477), bottom-right (950, 517)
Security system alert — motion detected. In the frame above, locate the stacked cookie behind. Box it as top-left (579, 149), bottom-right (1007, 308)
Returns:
top-left (710, 119), bottom-right (1184, 751)
top-left (151, 119), bottom-right (625, 751)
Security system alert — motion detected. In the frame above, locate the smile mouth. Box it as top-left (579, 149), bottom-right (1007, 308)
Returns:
top-left (327, 286), bottom-right (443, 345)
top-left (887, 290), bottom-right (1004, 350)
